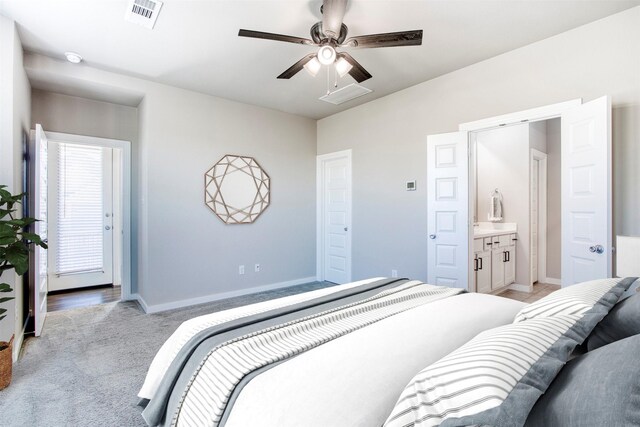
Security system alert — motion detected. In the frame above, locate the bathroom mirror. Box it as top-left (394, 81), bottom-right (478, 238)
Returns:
top-left (204, 154), bottom-right (270, 224)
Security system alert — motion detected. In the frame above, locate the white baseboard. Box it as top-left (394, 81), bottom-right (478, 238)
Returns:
top-left (133, 276), bottom-right (317, 314)
top-left (544, 277), bottom-right (562, 286)
top-left (12, 320), bottom-right (28, 362)
top-left (508, 283), bottom-right (532, 293)
top-left (130, 293), bottom-right (150, 313)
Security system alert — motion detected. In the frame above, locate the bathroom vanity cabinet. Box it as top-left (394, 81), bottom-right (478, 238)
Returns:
top-left (473, 232), bottom-right (517, 293)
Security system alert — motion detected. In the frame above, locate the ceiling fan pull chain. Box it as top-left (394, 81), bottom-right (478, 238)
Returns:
top-left (326, 65), bottom-right (331, 95)
top-left (334, 64), bottom-right (338, 88)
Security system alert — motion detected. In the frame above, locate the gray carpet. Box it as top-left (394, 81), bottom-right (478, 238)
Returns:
top-left (0, 281), bottom-right (336, 427)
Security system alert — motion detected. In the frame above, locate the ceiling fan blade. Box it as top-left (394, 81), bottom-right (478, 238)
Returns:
top-left (338, 52), bottom-right (372, 83)
top-left (342, 30), bottom-right (423, 48)
top-left (238, 29), bottom-right (314, 46)
top-left (322, 0), bottom-right (347, 39)
top-left (277, 54), bottom-right (317, 79)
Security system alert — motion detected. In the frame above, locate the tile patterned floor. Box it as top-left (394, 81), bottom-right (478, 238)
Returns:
top-left (496, 283), bottom-right (561, 303)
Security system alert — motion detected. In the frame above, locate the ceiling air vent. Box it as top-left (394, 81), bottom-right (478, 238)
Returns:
top-left (319, 84), bottom-right (373, 105)
top-left (125, 0), bottom-right (163, 29)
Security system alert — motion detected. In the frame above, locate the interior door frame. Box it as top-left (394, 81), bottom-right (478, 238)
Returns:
top-left (316, 149), bottom-right (352, 282)
top-left (530, 149), bottom-right (548, 287)
top-left (459, 99), bottom-right (582, 292)
top-left (45, 131), bottom-right (132, 300)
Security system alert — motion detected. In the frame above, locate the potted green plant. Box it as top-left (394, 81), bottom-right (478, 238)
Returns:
top-left (0, 185), bottom-right (47, 390)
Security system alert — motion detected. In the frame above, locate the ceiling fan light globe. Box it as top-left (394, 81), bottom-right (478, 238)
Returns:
top-left (304, 57), bottom-right (322, 77)
top-left (335, 57), bottom-right (353, 77)
top-left (317, 45), bottom-right (336, 65)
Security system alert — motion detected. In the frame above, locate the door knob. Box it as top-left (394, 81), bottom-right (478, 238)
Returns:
top-left (344, 227), bottom-right (348, 232)
top-left (589, 245), bottom-right (604, 254)
top-left (105, 226), bottom-right (111, 231)
top-left (429, 234), bottom-right (436, 239)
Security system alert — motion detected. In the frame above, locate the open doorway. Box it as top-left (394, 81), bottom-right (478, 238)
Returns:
top-left (426, 97), bottom-right (612, 298)
top-left (47, 140), bottom-right (122, 310)
top-left (470, 118), bottom-right (561, 298)
top-left (29, 125), bottom-right (132, 334)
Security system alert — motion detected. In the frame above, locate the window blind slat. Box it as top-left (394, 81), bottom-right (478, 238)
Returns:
top-left (55, 143), bottom-right (104, 275)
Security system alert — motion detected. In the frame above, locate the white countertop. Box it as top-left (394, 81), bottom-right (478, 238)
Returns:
top-left (473, 222), bottom-right (517, 239)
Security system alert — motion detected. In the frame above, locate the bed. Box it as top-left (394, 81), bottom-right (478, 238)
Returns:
top-left (138, 276), bottom-right (639, 427)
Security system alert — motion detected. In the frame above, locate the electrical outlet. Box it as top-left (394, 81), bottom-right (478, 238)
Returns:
top-left (391, 269), bottom-right (398, 278)
top-left (255, 263), bottom-right (260, 273)
top-left (239, 265), bottom-right (245, 275)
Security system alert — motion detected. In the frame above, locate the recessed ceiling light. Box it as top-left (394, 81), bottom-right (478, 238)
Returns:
top-left (64, 52), bottom-right (82, 64)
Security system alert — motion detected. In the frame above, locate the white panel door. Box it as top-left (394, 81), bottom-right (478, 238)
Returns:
top-left (427, 132), bottom-right (469, 289)
top-left (561, 96), bottom-right (611, 286)
top-left (318, 151), bottom-right (351, 284)
top-left (32, 124), bottom-right (48, 337)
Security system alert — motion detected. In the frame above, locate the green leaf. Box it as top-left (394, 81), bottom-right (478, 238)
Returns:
top-left (0, 315), bottom-right (6, 322)
top-left (0, 283), bottom-right (12, 292)
top-left (0, 308), bottom-right (6, 315)
top-left (5, 249), bottom-right (28, 275)
top-left (0, 297), bottom-right (13, 304)
top-left (22, 232), bottom-right (42, 243)
top-left (0, 236), bottom-right (15, 245)
top-left (0, 187), bottom-right (12, 201)
top-left (5, 218), bottom-right (36, 227)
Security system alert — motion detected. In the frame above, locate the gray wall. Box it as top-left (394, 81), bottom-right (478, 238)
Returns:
top-left (476, 124), bottom-right (530, 287)
top-left (546, 119), bottom-right (562, 280)
top-left (31, 90), bottom-right (138, 142)
top-left (0, 16), bottom-right (31, 346)
top-left (529, 121), bottom-right (548, 153)
top-left (23, 52), bottom-right (318, 310)
top-left (317, 7), bottom-right (640, 283)
top-left (25, 71), bottom-right (319, 309)
top-left (136, 87), bottom-right (317, 306)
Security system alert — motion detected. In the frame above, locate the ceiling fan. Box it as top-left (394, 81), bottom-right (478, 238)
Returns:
top-left (238, 0), bottom-right (423, 83)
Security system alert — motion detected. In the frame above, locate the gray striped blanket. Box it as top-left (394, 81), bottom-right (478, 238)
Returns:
top-left (142, 278), bottom-right (464, 427)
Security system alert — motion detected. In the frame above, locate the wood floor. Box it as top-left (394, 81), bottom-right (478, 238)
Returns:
top-left (496, 282), bottom-right (561, 303)
top-left (48, 285), bottom-right (121, 312)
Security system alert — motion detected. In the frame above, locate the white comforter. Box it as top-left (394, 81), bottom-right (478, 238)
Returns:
top-left (140, 280), bottom-right (525, 427)
top-left (225, 292), bottom-right (524, 427)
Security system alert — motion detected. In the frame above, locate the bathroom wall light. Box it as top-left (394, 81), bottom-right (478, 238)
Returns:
top-left (64, 52), bottom-right (83, 64)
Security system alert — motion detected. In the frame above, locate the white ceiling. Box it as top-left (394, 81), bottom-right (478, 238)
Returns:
top-left (1, 0), bottom-right (639, 119)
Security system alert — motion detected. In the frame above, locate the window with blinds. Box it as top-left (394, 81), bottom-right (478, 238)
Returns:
top-left (55, 143), bottom-right (104, 276)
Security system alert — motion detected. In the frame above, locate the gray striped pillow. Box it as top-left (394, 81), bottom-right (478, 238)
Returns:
top-left (384, 316), bottom-right (578, 427)
top-left (513, 278), bottom-right (633, 322)
top-left (384, 278), bottom-right (637, 427)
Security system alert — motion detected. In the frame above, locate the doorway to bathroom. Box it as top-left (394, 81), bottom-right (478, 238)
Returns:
top-left (426, 97), bottom-right (612, 295)
top-left (470, 118), bottom-right (561, 298)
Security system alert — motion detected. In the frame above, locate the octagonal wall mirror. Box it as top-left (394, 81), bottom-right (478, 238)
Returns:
top-left (205, 155), bottom-right (271, 224)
